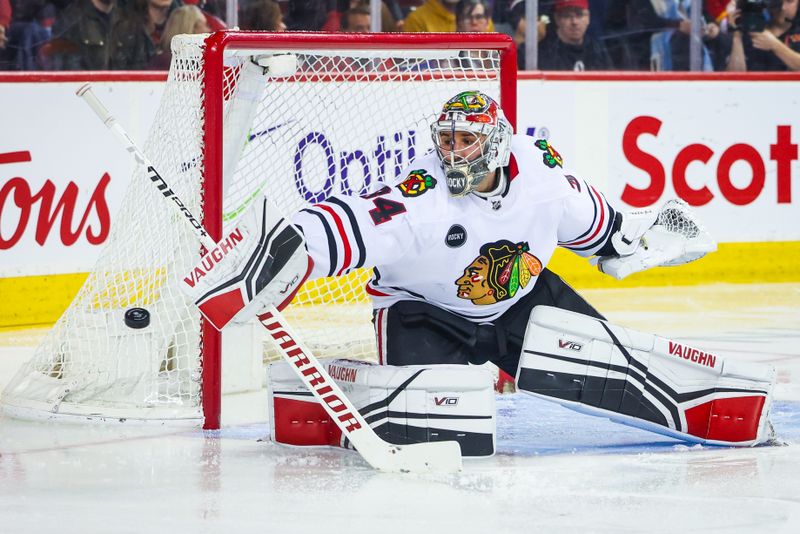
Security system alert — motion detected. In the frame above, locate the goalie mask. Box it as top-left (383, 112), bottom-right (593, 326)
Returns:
top-left (431, 91), bottom-right (512, 197)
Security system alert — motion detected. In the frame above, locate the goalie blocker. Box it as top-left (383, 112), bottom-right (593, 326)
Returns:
top-left (180, 195), bottom-right (312, 330)
top-left (269, 359), bottom-right (497, 457)
top-left (517, 306), bottom-right (775, 447)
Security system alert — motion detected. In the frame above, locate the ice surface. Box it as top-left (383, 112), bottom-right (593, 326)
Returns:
top-left (1, 284), bottom-right (799, 533)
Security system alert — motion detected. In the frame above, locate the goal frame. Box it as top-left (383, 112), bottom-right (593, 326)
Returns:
top-left (198, 31), bottom-right (518, 429)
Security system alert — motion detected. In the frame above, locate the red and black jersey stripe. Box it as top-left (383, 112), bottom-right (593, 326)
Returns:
top-left (558, 184), bottom-right (616, 253)
top-left (327, 197), bottom-right (367, 270)
top-left (300, 208), bottom-right (337, 277)
top-left (304, 198), bottom-right (367, 277)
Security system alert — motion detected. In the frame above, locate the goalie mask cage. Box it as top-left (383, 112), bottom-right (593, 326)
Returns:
top-left (1, 32), bottom-right (517, 429)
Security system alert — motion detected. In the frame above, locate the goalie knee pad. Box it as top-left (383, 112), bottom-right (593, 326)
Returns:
top-left (268, 360), bottom-right (496, 457)
top-left (517, 306), bottom-right (775, 447)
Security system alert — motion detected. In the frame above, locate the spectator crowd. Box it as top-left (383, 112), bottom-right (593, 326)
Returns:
top-left (0, 0), bottom-right (798, 71)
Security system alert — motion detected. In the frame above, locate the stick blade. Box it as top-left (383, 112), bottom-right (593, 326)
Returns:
top-left (362, 438), bottom-right (463, 474)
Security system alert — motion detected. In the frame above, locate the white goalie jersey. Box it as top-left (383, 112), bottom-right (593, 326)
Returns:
top-left (293, 135), bottom-right (617, 322)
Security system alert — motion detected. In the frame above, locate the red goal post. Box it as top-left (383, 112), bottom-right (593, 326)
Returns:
top-left (200, 33), bottom-right (517, 428)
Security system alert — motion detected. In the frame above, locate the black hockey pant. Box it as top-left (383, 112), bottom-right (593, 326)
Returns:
top-left (373, 269), bottom-right (604, 377)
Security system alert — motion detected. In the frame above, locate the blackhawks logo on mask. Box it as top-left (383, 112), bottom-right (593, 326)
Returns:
top-left (455, 240), bottom-right (543, 305)
top-left (534, 139), bottom-right (563, 168)
top-left (442, 91), bottom-right (490, 114)
top-left (398, 169), bottom-right (437, 197)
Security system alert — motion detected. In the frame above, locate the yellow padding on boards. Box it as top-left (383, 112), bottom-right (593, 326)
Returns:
top-left (549, 241), bottom-right (800, 288)
top-left (0, 273), bottom-right (88, 329)
top-left (1, 241), bottom-right (798, 329)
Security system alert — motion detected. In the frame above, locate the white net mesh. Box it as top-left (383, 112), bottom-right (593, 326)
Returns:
top-left (1, 34), bottom-right (507, 423)
top-left (656, 199), bottom-right (715, 266)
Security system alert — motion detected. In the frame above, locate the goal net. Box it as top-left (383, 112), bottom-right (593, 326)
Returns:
top-left (1, 32), bottom-right (517, 428)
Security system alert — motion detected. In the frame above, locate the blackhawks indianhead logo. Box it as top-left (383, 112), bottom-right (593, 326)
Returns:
top-left (398, 169), bottom-right (436, 197)
top-left (534, 139), bottom-right (563, 168)
top-left (455, 240), bottom-right (543, 305)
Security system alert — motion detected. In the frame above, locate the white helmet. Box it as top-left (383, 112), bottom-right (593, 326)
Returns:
top-left (430, 91), bottom-right (513, 197)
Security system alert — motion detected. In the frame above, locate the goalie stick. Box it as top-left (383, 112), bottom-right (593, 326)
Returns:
top-left (76, 83), bottom-right (462, 474)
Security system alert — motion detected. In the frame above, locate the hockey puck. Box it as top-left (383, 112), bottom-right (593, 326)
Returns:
top-left (124, 308), bottom-right (150, 329)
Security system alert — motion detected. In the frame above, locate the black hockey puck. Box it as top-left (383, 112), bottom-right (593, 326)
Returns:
top-left (124, 307), bottom-right (150, 329)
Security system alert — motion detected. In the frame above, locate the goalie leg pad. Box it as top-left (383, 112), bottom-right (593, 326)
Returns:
top-left (179, 195), bottom-right (312, 330)
top-left (268, 359), bottom-right (497, 457)
top-left (517, 306), bottom-right (775, 446)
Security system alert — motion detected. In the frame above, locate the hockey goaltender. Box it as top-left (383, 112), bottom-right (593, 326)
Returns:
top-left (181, 91), bottom-right (777, 457)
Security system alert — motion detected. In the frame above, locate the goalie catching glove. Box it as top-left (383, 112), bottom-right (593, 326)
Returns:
top-left (595, 199), bottom-right (716, 280)
top-left (179, 196), bottom-right (312, 330)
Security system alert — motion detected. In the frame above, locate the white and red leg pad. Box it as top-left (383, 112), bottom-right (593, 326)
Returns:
top-left (179, 195), bottom-right (312, 330)
top-left (517, 306), bottom-right (776, 446)
top-left (268, 359), bottom-right (496, 457)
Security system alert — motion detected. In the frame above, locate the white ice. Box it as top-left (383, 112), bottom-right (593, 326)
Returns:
top-left (1, 283), bottom-right (799, 533)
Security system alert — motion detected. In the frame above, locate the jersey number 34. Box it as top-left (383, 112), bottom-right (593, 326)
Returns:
top-left (362, 186), bottom-right (407, 225)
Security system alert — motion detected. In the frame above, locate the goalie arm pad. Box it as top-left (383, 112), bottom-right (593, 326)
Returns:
top-left (594, 199), bottom-right (717, 280)
top-left (517, 306), bottom-right (776, 447)
top-left (269, 359), bottom-right (497, 457)
top-left (179, 196), bottom-right (312, 330)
